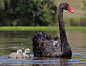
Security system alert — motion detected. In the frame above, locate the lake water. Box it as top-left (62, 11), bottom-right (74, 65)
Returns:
top-left (0, 30), bottom-right (86, 66)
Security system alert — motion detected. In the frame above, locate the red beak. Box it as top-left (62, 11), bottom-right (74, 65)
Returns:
top-left (67, 6), bottom-right (73, 13)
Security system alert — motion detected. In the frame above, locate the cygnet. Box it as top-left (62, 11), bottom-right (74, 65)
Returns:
top-left (8, 49), bottom-right (22, 59)
top-left (22, 48), bottom-right (31, 58)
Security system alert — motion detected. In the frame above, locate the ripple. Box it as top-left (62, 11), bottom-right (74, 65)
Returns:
top-left (0, 54), bottom-right (86, 65)
top-left (9, 46), bottom-right (21, 49)
top-left (0, 48), bottom-right (5, 50)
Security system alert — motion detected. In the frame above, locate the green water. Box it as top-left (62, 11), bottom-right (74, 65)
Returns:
top-left (0, 30), bottom-right (86, 66)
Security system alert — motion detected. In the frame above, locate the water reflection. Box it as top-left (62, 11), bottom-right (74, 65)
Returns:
top-left (33, 57), bottom-right (71, 66)
top-left (0, 30), bottom-right (86, 66)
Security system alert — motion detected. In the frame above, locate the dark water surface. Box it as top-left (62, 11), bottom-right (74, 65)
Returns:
top-left (0, 30), bottom-right (86, 66)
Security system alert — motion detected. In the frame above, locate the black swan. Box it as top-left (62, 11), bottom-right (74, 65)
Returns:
top-left (32, 3), bottom-right (73, 58)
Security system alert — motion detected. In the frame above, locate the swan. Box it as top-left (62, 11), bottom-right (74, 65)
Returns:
top-left (8, 49), bottom-right (22, 59)
top-left (22, 48), bottom-right (31, 58)
top-left (32, 2), bottom-right (73, 58)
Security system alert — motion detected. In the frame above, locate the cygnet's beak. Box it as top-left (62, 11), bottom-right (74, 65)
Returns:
top-left (29, 52), bottom-right (31, 54)
top-left (20, 52), bottom-right (23, 55)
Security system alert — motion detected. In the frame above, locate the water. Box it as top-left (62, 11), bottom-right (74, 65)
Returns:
top-left (0, 30), bottom-right (86, 66)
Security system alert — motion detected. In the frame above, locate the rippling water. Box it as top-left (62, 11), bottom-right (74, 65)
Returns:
top-left (0, 30), bottom-right (86, 66)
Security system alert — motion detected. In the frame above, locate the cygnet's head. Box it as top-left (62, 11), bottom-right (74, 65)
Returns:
top-left (17, 49), bottom-right (22, 54)
top-left (24, 48), bottom-right (31, 54)
top-left (53, 41), bottom-right (58, 47)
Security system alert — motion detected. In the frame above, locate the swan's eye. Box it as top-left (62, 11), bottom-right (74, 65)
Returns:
top-left (66, 5), bottom-right (68, 9)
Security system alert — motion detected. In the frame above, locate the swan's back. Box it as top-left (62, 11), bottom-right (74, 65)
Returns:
top-left (32, 32), bottom-right (62, 57)
top-left (8, 53), bottom-right (17, 59)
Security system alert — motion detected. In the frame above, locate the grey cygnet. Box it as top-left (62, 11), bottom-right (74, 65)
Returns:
top-left (22, 48), bottom-right (31, 58)
top-left (8, 49), bottom-right (22, 59)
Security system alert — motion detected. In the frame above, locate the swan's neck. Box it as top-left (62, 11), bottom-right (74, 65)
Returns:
top-left (58, 8), bottom-right (69, 51)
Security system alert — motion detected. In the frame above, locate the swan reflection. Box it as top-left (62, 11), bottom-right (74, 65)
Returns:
top-left (33, 57), bottom-right (71, 66)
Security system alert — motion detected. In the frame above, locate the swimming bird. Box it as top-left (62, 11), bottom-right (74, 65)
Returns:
top-left (32, 2), bottom-right (73, 58)
top-left (8, 49), bottom-right (22, 59)
top-left (22, 48), bottom-right (31, 58)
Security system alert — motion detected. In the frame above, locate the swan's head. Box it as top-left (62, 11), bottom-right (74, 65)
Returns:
top-left (17, 49), bottom-right (22, 54)
top-left (24, 48), bottom-right (31, 54)
top-left (59, 3), bottom-right (73, 13)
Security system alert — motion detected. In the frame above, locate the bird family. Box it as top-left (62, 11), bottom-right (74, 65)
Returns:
top-left (8, 2), bottom-right (73, 59)
top-left (8, 48), bottom-right (31, 59)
